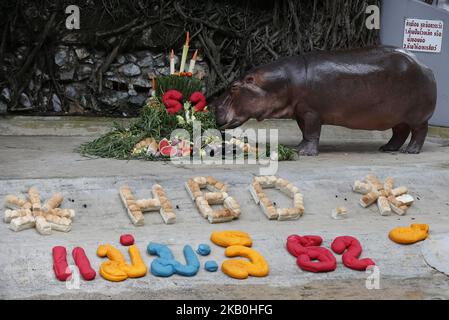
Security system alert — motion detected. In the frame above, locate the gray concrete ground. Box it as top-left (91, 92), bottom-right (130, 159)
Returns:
top-left (1, 117), bottom-right (449, 300)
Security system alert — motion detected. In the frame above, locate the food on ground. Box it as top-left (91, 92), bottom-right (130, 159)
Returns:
top-left (3, 187), bottom-right (75, 235)
top-left (331, 207), bottom-right (347, 220)
top-left (120, 184), bottom-right (175, 225)
top-left (353, 174), bottom-right (415, 216)
top-left (331, 236), bottom-right (375, 271)
top-left (197, 244), bottom-right (211, 256)
top-left (120, 234), bottom-right (135, 246)
top-left (249, 176), bottom-right (304, 221)
top-left (72, 247), bottom-right (96, 281)
top-left (210, 230), bottom-right (252, 247)
top-left (147, 243), bottom-right (200, 277)
top-left (97, 244), bottom-right (147, 281)
top-left (389, 224), bottom-right (429, 244)
top-left (286, 235), bottom-right (337, 273)
top-left (52, 246), bottom-right (72, 281)
top-left (204, 260), bottom-right (218, 272)
top-left (185, 177), bottom-right (240, 223)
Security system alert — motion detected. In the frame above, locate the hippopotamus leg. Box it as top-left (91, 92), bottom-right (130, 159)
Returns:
top-left (379, 124), bottom-right (411, 152)
top-left (403, 121), bottom-right (428, 154)
top-left (296, 111), bottom-right (321, 156)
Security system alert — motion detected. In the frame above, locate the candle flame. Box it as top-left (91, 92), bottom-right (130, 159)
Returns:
top-left (170, 49), bottom-right (174, 59)
top-left (185, 32), bottom-right (190, 46)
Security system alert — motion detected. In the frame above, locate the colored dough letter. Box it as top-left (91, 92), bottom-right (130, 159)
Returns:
top-left (72, 247), bottom-right (96, 280)
top-left (221, 245), bottom-right (269, 279)
top-left (331, 236), bottom-right (375, 271)
top-left (389, 224), bottom-right (429, 244)
top-left (286, 235), bottom-right (337, 273)
top-left (53, 246), bottom-right (72, 281)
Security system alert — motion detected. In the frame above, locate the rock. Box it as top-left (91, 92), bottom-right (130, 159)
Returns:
top-left (116, 55), bottom-right (126, 64)
top-left (55, 46), bottom-right (77, 81)
top-left (52, 94), bottom-right (62, 112)
top-left (106, 75), bottom-right (150, 88)
top-left (118, 63), bottom-right (141, 77)
top-left (156, 67), bottom-right (170, 76)
top-left (54, 46), bottom-right (72, 67)
top-left (19, 93), bottom-right (32, 109)
top-left (98, 90), bottom-right (129, 107)
top-left (127, 84), bottom-right (137, 96)
top-left (137, 55), bottom-right (154, 68)
top-left (125, 54), bottom-right (137, 63)
top-left (64, 85), bottom-right (78, 99)
top-left (59, 69), bottom-right (75, 81)
top-left (1, 88), bottom-right (11, 102)
top-left (153, 54), bottom-right (165, 67)
top-left (129, 95), bottom-right (146, 106)
top-left (80, 95), bottom-right (87, 107)
top-left (75, 47), bottom-right (90, 60)
top-left (76, 64), bottom-right (93, 80)
top-left (0, 101), bottom-right (7, 114)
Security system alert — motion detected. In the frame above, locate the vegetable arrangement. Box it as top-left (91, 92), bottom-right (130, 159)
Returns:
top-left (79, 59), bottom-right (295, 161)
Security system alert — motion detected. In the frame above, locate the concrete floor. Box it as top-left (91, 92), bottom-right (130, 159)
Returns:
top-left (1, 119), bottom-right (449, 299)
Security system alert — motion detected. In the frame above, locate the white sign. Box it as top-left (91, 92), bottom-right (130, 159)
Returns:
top-left (403, 18), bottom-right (443, 53)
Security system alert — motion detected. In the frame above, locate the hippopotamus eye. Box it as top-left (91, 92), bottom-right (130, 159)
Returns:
top-left (231, 82), bottom-right (240, 92)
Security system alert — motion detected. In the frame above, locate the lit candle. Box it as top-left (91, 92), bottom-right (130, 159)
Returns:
top-left (179, 32), bottom-right (189, 73)
top-left (151, 78), bottom-right (156, 97)
top-left (188, 49), bottom-right (198, 74)
top-left (170, 49), bottom-right (175, 75)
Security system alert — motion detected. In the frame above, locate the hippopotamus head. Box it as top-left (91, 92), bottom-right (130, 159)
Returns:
top-left (212, 60), bottom-right (294, 130)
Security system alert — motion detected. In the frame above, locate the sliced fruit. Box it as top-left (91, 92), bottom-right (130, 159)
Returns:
top-left (160, 146), bottom-right (178, 157)
top-left (158, 138), bottom-right (170, 151)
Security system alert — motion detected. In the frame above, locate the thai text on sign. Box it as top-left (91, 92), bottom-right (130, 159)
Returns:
top-left (403, 18), bottom-right (444, 53)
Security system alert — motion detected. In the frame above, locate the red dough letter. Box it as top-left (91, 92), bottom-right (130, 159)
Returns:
top-left (331, 236), bottom-right (375, 271)
top-left (286, 235), bottom-right (337, 273)
top-left (52, 246), bottom-right (72, 281)
top-left (72, 247), bottom-right (96, 281)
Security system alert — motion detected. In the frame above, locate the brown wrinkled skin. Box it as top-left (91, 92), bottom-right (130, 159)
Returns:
top-left (213, 46), bottom-right (437, 156)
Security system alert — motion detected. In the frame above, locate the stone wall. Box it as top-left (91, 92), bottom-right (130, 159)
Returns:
top-left (0, 44), bottom-right (208, 116)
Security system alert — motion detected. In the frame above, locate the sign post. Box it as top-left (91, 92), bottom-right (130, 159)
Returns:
top-left (403, 18), bottom-right (444, 53)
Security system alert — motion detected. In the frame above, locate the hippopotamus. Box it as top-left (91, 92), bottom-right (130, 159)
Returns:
top-left (213, 46), bottom-right (436, 155)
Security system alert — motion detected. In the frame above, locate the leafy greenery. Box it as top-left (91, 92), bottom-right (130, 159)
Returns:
top-left (155, 75), bottom-right (203, 102)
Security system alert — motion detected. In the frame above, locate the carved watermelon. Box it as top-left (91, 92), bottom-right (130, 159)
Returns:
top-left (160, 146), bottom-right (177, 157)
top-left (158, 138), bottom-right (170, 151)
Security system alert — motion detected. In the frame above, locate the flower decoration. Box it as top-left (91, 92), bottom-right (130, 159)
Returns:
top-left (162, 90), bottom-right (183, 114)
top-left (190, 92), bottom-right (207, 112)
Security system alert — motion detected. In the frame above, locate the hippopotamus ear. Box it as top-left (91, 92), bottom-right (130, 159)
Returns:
top-left (244, 76), bottom-right (255, 84)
